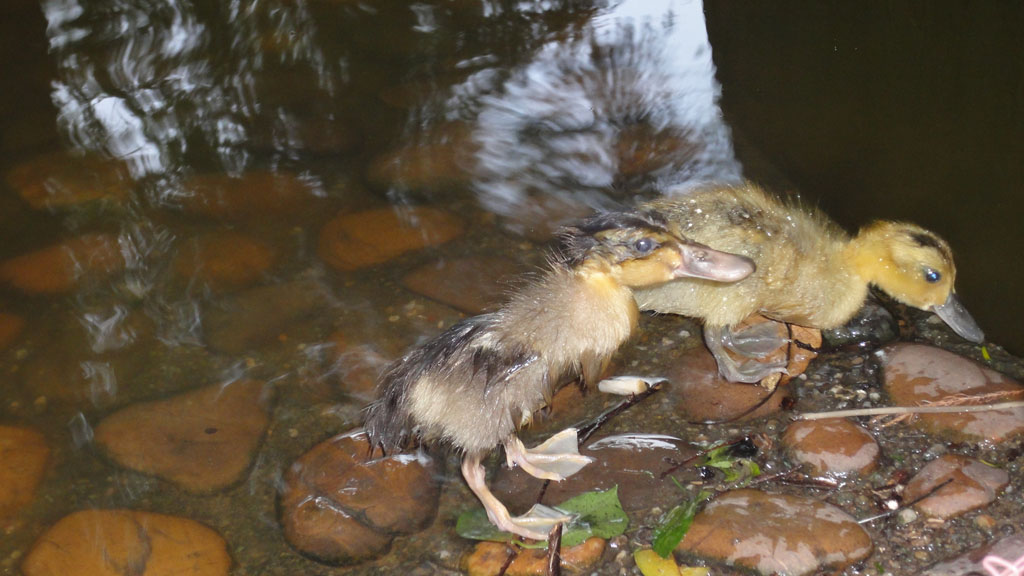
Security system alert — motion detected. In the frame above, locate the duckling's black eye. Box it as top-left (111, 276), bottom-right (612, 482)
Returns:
top-left (634, 237), bottom-right (657, 254)
top-left (924, 268), bottom-right (941, 283)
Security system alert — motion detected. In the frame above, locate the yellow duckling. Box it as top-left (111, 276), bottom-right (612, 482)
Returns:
top-left (364, 211), bottom-right (754, 539)
top-left (635, 182), bottom-right (984, 383)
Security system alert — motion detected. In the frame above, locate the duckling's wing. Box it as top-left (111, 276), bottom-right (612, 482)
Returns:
top-left (366, 314), bottom-right (504, 452)
top-left (472, 343), bottom-right (540, 392)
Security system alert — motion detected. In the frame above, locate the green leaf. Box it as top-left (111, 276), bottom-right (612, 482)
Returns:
top-left (557, 486), bottom-right (629, 546)
top-left (650, 490), bottom-right (711, 558)
top-left (454, 486), bottom-right (629, 548)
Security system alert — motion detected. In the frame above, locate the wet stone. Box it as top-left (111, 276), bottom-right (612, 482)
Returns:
top-left (0, 312), bottom-right (25, 350)
top-left (0, 233), bottom-right (126, 294)
top-left (462, 537), bottom-right (606, 576)
top-left (278, 429), bottom-right (440, 565)
top-left (401, 256), bottom-right (523, 314)
top-left (919, 534), bottom-right (1024, 576)
top-left (4, 151), bottom-right (131, 210)
top-left (21, 509), bottom-right (230, 576)
top-left (177, 171), bottom-right (318, 218)
top-left (494, 433), bottom-right (700, 513)
top-left (822, 300), bottom-right (898, 349)
top-left (318, 206), bottom-right (464, 271)
top-left (903, 454), bottom-right (1009, 519)
top-left (882, 343), bottom-right (1024, 444)
top-left (173, 231), bottom-right (277, 292)
top-left (662, 346), bottom-right (789, 422)
top-left (676, 488), bottom-right (872, 576)
top-left (203, 279), bottom-right (329, 355)
top-left (94, 379), bottom-right (270, 493)
top-left (781, 419), bottom-right (880, 479)
top-left (0, 426), bottom-right (50, 529)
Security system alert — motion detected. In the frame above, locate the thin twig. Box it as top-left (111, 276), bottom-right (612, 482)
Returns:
top-left (793, 400), bottom-right (1024, 421)
top-left (546, 523), bottom-right (562, 576)
top-left (576, 380), bottom-right (664, 444)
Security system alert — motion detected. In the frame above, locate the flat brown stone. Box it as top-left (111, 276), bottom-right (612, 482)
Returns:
top-left (663, 346), bottom-right (788, 422)
top-left (173, 231), bottom-right (277, 291)
top-left (279, 429), bottom-right (440, 565)
top-left (5, 151), bottom-right (130, 210)
top-left (401, 256), bottom-right (522, 314)
top-left (677, 488), bottom-right (872, 576)
top-left (94, 380), bottom-right (270, 493)
top-left (21, 509), bottom-right (230, 576)
top-left (883, 343), bottom-right (1024, 444)
top-left (782, 419), bottom-right (879, 479)
top-left (318, 206), bottom-right (463, 271)
top-left (904, 454), bottom-right (1009, 519)
top-left (0, 426), bottom-right (50, 528)
top-left (0, 233), bottom-right (125, 294)
top-left (177, 171), bottom-right (317, 218)
top-left (920, 535), bottom-right (1024, 576)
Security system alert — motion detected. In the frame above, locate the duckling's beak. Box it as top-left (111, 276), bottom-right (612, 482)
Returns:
top-left (932, 293), bottom-right (985, 343)
top-left (674, 242), bottom-right (756, 282)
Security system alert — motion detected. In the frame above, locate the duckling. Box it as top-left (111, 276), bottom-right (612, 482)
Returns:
top-left (634, 182), bottom-right (985, 383)
top-left (364, 211), bottom-right (754, 540)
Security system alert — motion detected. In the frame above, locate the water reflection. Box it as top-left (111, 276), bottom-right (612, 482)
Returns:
top-left (470, 0), bottom-right (741, 234)
top-left (4, 0), bottom-right (745, 572)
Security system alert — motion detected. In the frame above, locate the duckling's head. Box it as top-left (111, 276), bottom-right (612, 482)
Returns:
top-left (853, 221), bottom-right (984, 342)
top-left (558, 210), bottom-right (755, 288)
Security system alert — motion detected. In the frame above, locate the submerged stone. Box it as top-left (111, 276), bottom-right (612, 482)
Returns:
top-left (177, 171), bottom-right (318, 218)
top-left (0, 312), bottom-right (25, 350)
top-left (882, 343), bottom-right (1024, 444)
top-left (5, 151), bottom-right (130, 210)
top-left (903, 454), bottom-right (1009, 519)
top-left (366, 122), bottom-right (475, 190)
top-left (318, 206), bottom-right (463, 271)
top-left (0, 233), bottom-right (125, 294)
top-left (94, 379), bottom-right (270, 493)
top-left (401, 256), bottom-right (522, 314)
top-left (21, 509), bottom-right (230, 576)
top-left (782, 419), bottom-right (880, 479)
top-left (173, 231), bottom-right (277, 291)
top-left (0, 426), bottom-right (50, 529)
top-left (203, 279), bottom-right (329, 354)
top-left (279, 430), bottom-right (440, 565)
top-left (676, 488), bottom-right (872, 576)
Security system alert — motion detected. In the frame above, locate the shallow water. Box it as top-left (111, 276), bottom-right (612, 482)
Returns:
top-left (0, 1), bottom-right (1021, 574)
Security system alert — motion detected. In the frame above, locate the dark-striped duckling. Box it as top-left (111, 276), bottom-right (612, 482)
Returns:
top-left (364, 211), bottom-right (754, 539)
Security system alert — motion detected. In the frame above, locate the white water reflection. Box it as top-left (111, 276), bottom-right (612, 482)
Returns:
top-left (467, 0), bottom-right (741, 230)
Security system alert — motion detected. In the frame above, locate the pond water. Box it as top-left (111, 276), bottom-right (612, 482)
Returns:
top-left (1, 1), bottom-right (1021, 574)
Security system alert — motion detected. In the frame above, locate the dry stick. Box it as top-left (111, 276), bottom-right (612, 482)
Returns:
top-left (793, 400), bottom-right (1024, 421)
top-left (857, 478), bottom-right (954, 525)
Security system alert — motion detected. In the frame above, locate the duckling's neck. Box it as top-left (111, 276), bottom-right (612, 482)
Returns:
top-left (498, 259), bottom-right (638, 378)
